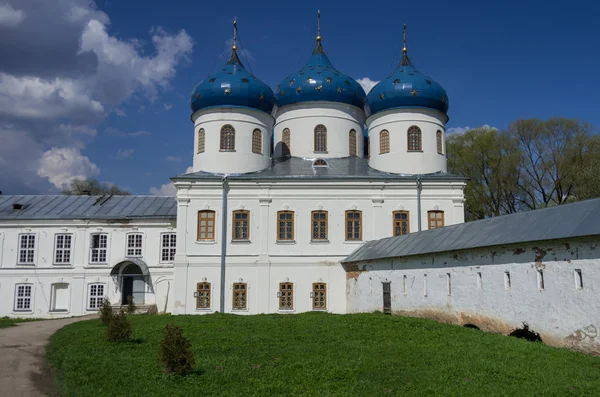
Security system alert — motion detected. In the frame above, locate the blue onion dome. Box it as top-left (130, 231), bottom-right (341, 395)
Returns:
top-left (365, 43), bottom-right (448, 118)
top-left (274, 38), bottom-right (366, 109)
top-left (190, 42), bottom-right (275, 115)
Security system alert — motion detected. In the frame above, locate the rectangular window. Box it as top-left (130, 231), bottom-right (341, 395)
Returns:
top-left (345, 210), bottom-right (362, 241)
top-left (233, 210), bottom-right (250, 240)
top-left (393, 211), bottom-right (410, 236)
top-left (537, 270), bottom-right (544, 290)
top-left (126, 233), bottom-right (143, 257)
top-left (195, 282), bottom-right (211, 309)
top-left (279, 282), bottom-right (294, 310)
top-left (14, 284), bottom-right (33, 312)
top-left (50, 283), bottom-right (69, 312)
top-left (403, 275), bottom-right (407, 295)
top-left (428, 210), bottom-right (444, 229)
top-left (311, 211), bottom-right (328, 240)
top-left (87, 283), bottom-right (105, 310)
top-left (18, 234), bottom-right (35, 264)
top-left (312, 282), bottom-right (326, 310)
top-left (423, 274), bottom-right (428, 297)
top-left (447, 273), bottom-right (452, 296)
top-left (575, 269), bottom-right (583, 290)
top-left (198, 210), bottom-right (216, 241)
top-left (277, 211), bottom-right (294, 241)
top-left (477, 272), bottom-right (482, 290)
top-left (160, 233), bottom-right (177, 262)
top-left (90, 234), bottom-right (108, 263)
top-left (232, 283), bottom-right (247, 309)
top-left (54, 234), bottom-right (72, 265)
top-left (504, 271), bottom-right (511, 290)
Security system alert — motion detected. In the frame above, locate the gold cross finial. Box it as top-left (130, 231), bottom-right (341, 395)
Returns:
top-left (232, 20), bottom-right (238, 51)
top-left (402, 24), bottom-right (407, 53)
top-left (316, 10), bottom-right (322, 42)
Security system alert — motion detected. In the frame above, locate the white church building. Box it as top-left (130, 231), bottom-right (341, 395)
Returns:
top-left (1, 21), bottom-right (598, 353)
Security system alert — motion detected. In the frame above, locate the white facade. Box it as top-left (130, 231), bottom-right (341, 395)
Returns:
top-left (345, 236), bottom-right (600, 354)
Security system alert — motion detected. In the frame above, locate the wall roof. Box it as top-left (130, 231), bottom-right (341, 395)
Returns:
top-left (342, 198), bottom-right (600, 264)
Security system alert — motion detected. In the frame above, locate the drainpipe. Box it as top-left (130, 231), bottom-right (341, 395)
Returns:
top-left (219, 176), bottom-right (229, 313)
top-left (416, 175), bottom-right (422, 232)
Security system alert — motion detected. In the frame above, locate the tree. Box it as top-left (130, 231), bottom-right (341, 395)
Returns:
top-left (62, 178), bottom-right (130, 195)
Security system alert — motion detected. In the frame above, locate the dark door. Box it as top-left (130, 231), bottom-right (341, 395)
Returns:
top-left (122, 277), bottom-right (133, 305)
top-left (382, 282), bottom-right (391, 314)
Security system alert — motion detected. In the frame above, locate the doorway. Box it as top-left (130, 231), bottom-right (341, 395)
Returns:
top-left (121, 264), bottom-right (145, 305)
top-left (382, 282), bottom-right (391, 314)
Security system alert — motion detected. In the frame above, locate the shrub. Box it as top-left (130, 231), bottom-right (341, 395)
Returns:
top-left (147, 304), bottom-right (158, 315)
top-left (160, 324), bottom-right (195, 375)
top-left (509, 322), bottom-right (543, 342)
top-left (98, 298), bottom-right (113, 325)
top-left (106, 310), bottom-right (132, 343)
top-left (126, 296), bottom-right (137, 315)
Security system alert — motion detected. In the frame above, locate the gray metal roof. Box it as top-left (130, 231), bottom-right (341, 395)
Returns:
top-left (342, 198), bottom-right (600, 264)
top-left (0, 195), bottom-right (177, 221)
top-left (173, 156), bottom-right (467, 182)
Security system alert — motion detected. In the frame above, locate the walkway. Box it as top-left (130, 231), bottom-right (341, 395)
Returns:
top-left (0, 315), bottom-right (96, 396)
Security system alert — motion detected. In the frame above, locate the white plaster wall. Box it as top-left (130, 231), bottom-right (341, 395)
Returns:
top-left (367, 108), bottom-right (447, 175)
top-left (274, 101), bottom-right (365, 158)
top-left (0, 219), bottom-right (175, 318)
top-left (192, 107), bottom-right (274, 174)
top-left (346, 237), bottom-right (600, 353)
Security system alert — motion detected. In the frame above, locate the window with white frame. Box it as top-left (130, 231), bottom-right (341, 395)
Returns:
top-left (14, 284), bottom-right (33, 311)
top-left (54, 234), bottom-right (72, 265)
top-left (18, 234), bottom-right (35, 264)
top-left (90, 233), bottom-right (108, 263)
top-left (161, 233), bottom-right (177, 262)
top-left (126, 233), bottom-right (143, 257)
top-left (87, 283), bottom-right (105, 310)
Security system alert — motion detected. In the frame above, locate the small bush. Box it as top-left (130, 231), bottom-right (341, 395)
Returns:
top-left (509, 322), bottom-right (543, 342)
top-left (126, 296), bottom-right (137, 315)
top-left (160, 324), bottom-right (195, 375)
top-left (106, 310), bottom-right (132, 343)
top-left (147, 304), bottom-right (158, 315)
top-left (98, 298), bottom-right (113, 325)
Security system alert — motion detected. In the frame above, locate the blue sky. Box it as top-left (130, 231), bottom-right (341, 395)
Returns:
top-left (1, 0), bottom-right (599, 195)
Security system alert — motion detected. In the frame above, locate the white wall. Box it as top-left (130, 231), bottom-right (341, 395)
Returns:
top-left (192, 107), bottom-right (274, 174)
top-left (345, 236), bottom-right (600, 354)
top-left (367, 108), bottom-right (448, 175)
top-left (274, 101), bottom-right (365, 158)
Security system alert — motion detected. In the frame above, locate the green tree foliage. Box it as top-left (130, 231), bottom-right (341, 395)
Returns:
top-left (159, 324), bottom-right (195, 375)
top-left (62, 178), bottom-right (130, 195)
top-left (98, 297), bottom-right (113, 325)
top-left (126, 295), bottom-right (137, 315)
top-left (106, 310), bottom-right (132, 343)
top-left (448, 118), bottom-right (599, 220)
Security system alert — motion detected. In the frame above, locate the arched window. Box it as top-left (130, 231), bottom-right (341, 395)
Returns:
top-left (349, 129), bottom-right (357, 156)
top-left (311, 210), bottom-right (328, 240)
top-left (232, 282), bottom-right (247, 309)
top-left (407, 126), bottom-right (422, 151)
top-left (197, 210), bottom-right (216, 241)
top-left (252, 129), bottom-right (262, 154)
top-left (313, 159), bottom-right (328, 167)
top-left (195, 282), bottom-right (211, 309)
top-left (428, 210), bottom-right (444, 229)
top-left (232, 210), bottom-right (250, 240)
top-left (393, 211), bottom-right (410, 236)
top-left (314, 124), bottom-right (327, 152)
top-left (367, 136), bottom-right (371, 158)
top-left (345, 210), bottom-right (362, 241)
top-left (436, 130), bottom-right (443, 155)
top-left (220, 124), bottom-right (235, 151)
top-left (197, 128), bottom-right (205, 154)
top-left (380, 130), bottom-right (390, 154)
top-left (282, 128), bottom-right (291, 156)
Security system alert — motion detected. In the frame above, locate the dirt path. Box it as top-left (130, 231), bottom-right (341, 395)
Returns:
top-left (0, 316), bottom-right (96, 396)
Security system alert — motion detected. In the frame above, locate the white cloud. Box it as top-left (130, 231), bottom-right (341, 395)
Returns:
top-left (116, 148), bottom-right (134, 159)
top-left (114, 108), bottom-right (126, 117)
top-left (37, 147), bottom-right (99, 190)
top-left (104, 127), bottom-right (150, 137)
top-left (446, 124), bottom-right (497, 135)
top-left (149, 166), bottom-right (192, 196)
top-left (0, 3), bottom-right (25, 27)
top-left (164, 103), bottom-right (173, 111)
top-left (356, 77), bottom-right (379, 94)
top-left (165, 156), bottom-right (182, 163)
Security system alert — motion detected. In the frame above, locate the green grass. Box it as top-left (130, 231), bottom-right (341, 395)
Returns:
top-left (47, 313), bottom-right (600, 396)
top-left (0, 316), bottom-right (44, 328)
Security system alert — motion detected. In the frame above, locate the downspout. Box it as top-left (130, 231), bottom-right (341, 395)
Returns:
top-left (416, 175), bottom-right (422, 232)
top-left (219, 176), bottom-right (229, 312)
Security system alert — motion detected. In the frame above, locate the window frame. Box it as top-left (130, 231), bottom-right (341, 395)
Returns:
top-left (125, 232), bottom-right (144, 258)
top-left (252, 129), bottom-right (262, 154)
top-left (380, 129), bottom-right (390, 154)
top-left (197, 210), bottom-right (216, 241)
top-left (349, 129), bottom-right (357, 156)
top-left (160, 232), bottom-right (177, 263)
top-left (312, 282), bottom-right (327, 310)
top-left (436, 130), bottom-right (443, 155)
top-left (14, 283), bottom-right (33, 312)
top-left (277, 211), bottom-right (295, 241)
top-left (89, 233), bottom-right (108, 264)
top-left (53, 233), bottom-right (73, 265)
top-left (282, 128), bottom-right (291, 156)
top-left (407, 125), bottom-right (422, 152)
top-left (232, 210), bottom-right (250, 241)
top-left (278, 282), bottom-right (294, 310)
top-left (314, 124), bottom-right (327, 153)
top-left (87, 283), bottom-right (106, 311)
top-left (232, 282), bottom-right (247, 310)
top-left (17, 233), bottom-right (36, 265)
top-left (219, 124), bottom-right (235, 152)
top-left (393, 211), bottom-right (410, 236)
top-left (427, 210), bottom-right (445, 229)
top-left (345, 210), bottom-right (363, 241)
top-left (311, 210), bottom-right (328, 241)
top-left (197, 128), bottom-right (205, 154)
top-left (50, 283), bottom-right (70, 313)
top-left (195, 282), bottom-right (211, 310)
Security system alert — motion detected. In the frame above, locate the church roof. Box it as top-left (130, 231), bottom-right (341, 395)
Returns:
top-left (173, 156), bottom-right (466, 182)
top-left (0, 195), bottom-right (176, 221)
top-left (341, 197), bottom-right (600, 264)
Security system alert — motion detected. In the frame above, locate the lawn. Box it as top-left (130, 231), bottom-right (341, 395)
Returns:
top-left (47, 312), bottom-right (600, 396)
top-left (0, 316), bottom-right (44, 328)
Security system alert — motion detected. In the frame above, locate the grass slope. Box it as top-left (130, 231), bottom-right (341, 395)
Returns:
top-left (47, 313), bottom-right (600, 396)
top-left (0, 316), bottom-right (44, 328)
